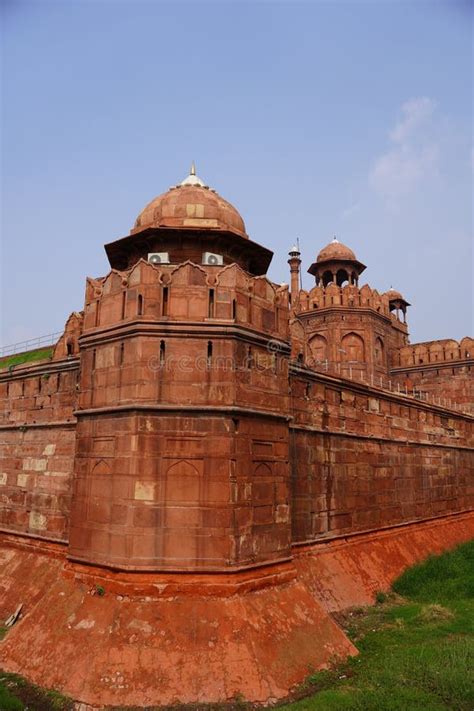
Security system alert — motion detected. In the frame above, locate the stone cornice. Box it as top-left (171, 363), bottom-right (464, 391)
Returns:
top-left (74, 403), bottom-right (292, 421)
top-left (390, 358), bottom-right (473, 374)
top-left (78, 320), bottom-right (291, 353)
top-left (0, 357), bottom-right (79, 383)
top-left (0, 420), bottom-right (76, 431)
top-left (289, 423), bottom-right (474, 451)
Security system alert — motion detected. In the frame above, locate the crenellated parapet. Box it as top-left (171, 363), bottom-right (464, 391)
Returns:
top-left (390, 337), bottom-right (474, 413)
top-left (294, 283), bottom-right (395, 316)
top-left (83, 259), bottom-right (288, 338)
top-left (392, 337), bottom-right (473, 368)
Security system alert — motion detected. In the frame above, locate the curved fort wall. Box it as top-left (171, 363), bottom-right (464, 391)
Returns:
top-left (0, 263), bottom-right (472, 560)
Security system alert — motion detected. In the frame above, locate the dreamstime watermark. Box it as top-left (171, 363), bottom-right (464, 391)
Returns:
top-left (147, 339), bottom-right (289, 375)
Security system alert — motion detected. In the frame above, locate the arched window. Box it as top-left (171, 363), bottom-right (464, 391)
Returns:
top-left (336, 269), bottom-right (349, 287)
top-left (137, 294), bottom-right (143, 316)
top-left (322, 270), bottom-right (333, 287)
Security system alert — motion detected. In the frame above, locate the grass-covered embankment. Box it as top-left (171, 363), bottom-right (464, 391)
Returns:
top-left (0, 347), bottom-right (53, 370)
top-left (283, 539), bottom-right (474, 711)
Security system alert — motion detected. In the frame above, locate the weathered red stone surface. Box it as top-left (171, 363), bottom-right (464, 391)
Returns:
top-left (1, 512), bottom-right (473, 707)
top-left (0, 168), bottom-right (472, 706)
top-left (0, 537), bottom-right (355, 707)
top-left (294, 512), bottom-right (474, 612)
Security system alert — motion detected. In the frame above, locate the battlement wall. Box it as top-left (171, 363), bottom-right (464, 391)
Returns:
top-left (0, 357), bottom-right (78, 540)
top-left (289, 366), bottom-right (473, 545)
top-left (390, 338), bottom-right (473, 414)
top-left (83, 260), bottom-right (289, 338)
top-left (392, 337), bottom-right (473, 367)
top-left (295, 283), bottom-right (403, 321)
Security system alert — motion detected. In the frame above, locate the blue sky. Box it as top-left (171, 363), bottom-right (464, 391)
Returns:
top-left (1, 0), bottom-right (472, 347)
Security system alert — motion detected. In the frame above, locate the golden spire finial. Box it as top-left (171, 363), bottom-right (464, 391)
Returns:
top-left (180, 162), bottom-right (206, 187)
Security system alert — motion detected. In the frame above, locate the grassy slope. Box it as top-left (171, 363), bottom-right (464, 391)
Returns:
top-left (282, 539), bottom-right (474, 711)
top-left (0, 347), bottom-right (54, 370)
top-left (0, 541), bottom-right (472, 710)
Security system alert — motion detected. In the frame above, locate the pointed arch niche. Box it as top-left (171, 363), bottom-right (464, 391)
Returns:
top-left (341, 332), bottom-right (365, 363)
top-left (374, 336), bottom-right (385, 367)
top-left (309, 335), bottom-right (328, 365)
top-left (165, 459), bottom-right (201, 503)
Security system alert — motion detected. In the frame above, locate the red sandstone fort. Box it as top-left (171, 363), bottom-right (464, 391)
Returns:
top-left (0, 166), bottom-right (472, 707)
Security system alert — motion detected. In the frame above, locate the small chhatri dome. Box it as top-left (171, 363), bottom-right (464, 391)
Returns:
top-left (308, 235), bottom-right (366, 286)
top-left (316, 236), bottom-right (357, 263)
top-left (131, 163), bottom-right (247, 239)
top-left (386, 287), bottom-right (410, 307)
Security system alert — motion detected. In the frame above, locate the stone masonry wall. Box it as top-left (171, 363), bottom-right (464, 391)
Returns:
top-left (390, 338), bottom-right (473, 414)
top-left (391, 364), bottom-right (473, 414)
top-left (0, 360), bottom-right (78, 540)
top-left (290, 368), bottom-right (473, 543)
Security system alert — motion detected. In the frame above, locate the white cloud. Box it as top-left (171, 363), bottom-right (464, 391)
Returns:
top-left (369, 97), bottom-right (439, 206)
top-left (389, 97), bottom-right (436, 144)
top-left (341, 201), bottom-right (361, 220)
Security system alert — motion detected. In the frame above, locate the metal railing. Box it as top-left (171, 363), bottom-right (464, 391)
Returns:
top-left (0, 331), bottom-right (62, 358)
top-left (294, 358), bottom-right (473, 415)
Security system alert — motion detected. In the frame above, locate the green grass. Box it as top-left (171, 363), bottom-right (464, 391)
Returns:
top-left (393, 539), bottom-right (474, 603)
top-left (0, 683), bottom-right (23, 710)
top-left (0, 672), bottom-right (72, 710)
top-left (282, 539), bottom-right (474, 711)
top-left (0, 347), bottom-right (53, 370)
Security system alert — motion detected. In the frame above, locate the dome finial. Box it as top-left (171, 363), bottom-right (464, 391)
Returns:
top-left (333, 235), bottom-right (338, 242)
top-left (180, 163), bottom-right (206, 188)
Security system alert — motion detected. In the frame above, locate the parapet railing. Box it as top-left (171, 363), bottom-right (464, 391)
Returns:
top-left (0, 331), bottom-right (63, 358)
top-left (295, 358), bottom-right (472, 415)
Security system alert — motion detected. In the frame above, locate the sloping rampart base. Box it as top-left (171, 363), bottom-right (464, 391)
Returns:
top-left (0, 512), bottom-right (472, 707)
top-left (295, 512), bottom-right (474, 611)
top-left (0, 542), bottom-right (354, 708)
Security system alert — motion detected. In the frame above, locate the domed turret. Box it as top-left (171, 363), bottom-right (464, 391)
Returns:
top-left (386, 287), bottom-right (410, 323)
top-left (308, 237), bottom-right (366, 286)
top-left (131, 164), bottom-right (247, 239)
top-left (316, 239), bottom-right (357, 263)
top-left (386, 288), bottom-right (404, 301)
top-left (104, 165), bottom-right (272, 275)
